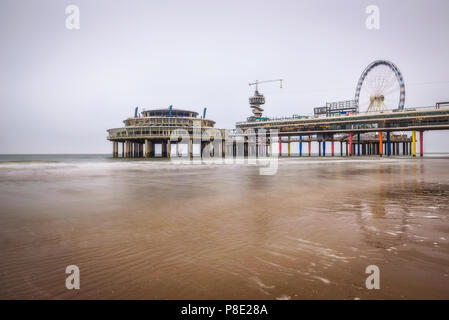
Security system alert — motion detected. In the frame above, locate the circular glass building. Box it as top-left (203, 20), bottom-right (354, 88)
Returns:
top-left (107, 107), bottom-right (217, 158)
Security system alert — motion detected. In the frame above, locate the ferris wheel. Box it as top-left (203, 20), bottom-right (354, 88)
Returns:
top-left (355, 60), bottom-right (405, 113)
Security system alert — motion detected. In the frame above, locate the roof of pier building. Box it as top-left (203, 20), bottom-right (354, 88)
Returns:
top-left (141, 108), bottom-right (199, 118)
top-left (121, 107), bottom-right (216, 128)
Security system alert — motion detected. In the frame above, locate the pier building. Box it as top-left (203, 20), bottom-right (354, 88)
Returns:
top-left (107, 107), bottom-right (225, 158)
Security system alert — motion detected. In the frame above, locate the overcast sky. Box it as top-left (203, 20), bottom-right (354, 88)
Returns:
top-left (1, 0), bottom-right (448, 154)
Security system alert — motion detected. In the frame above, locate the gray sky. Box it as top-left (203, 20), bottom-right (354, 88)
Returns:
top-left (1, 0), bottom-right (449, 154)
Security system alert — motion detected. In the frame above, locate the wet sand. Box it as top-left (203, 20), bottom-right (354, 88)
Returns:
top-left (0, 155), bottom-right (448, 299)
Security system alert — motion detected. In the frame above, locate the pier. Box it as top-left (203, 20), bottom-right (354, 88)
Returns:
top-left (233, 104), bottom-right (449, 158)
top-left (107, 104), bottom-right (449, 159)
top-left (107, 60), bottom-right (449, 159)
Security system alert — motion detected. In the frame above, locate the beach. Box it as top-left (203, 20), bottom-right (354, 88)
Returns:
top-left (0, 155), bottom-right (448, 299)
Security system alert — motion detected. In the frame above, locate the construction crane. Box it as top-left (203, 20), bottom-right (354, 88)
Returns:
top-left (248, 79), bottom-right (283, 120)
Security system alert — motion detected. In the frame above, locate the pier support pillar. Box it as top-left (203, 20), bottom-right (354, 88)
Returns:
top-left (167, 139), bottom-right (171, 158)
top-left (387, 132), bottom-right (391, 157)
top-left (322, 134), bottom-right (326, 157)
top-left (150, 140), bottom-right (154, 157)
top-left (222, 139), bottom-right (226, 158)
top-left (266, 139), bottom-right (270, 157)
top-left (340, 141), bottom-right (343, 157)
top-left (349, 134), bottom-right (352, 156)
top-left (318, 141), bottom-right (321, 157)
top-left (161, 141), bottom-right (166, 157)
top-left (279, 136), bottom-right (282, 157)
top-left (379, 132), bottom-right (383, 157)
top-left (145, 139), bottom-right (149, 158)
top-left (420, 131), bottom-right (424, 157)
top-left (122, 142), bottom-right (125, 158)
top-left (412, 130), bottom-right (416, 157)
top-left (288, 136), bottom-right (291, 157)
top-left (299, 135), bottom-right (302, 157)
top-left (308, 136), bottom-right (311, 156)
top-left (331, 135), bottom-right (334, 157)
top-left (357, 134), bottom-right (360, 156)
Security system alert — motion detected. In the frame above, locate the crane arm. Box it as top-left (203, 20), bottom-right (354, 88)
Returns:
top-left (249, 79), bottom-right (283, 90)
